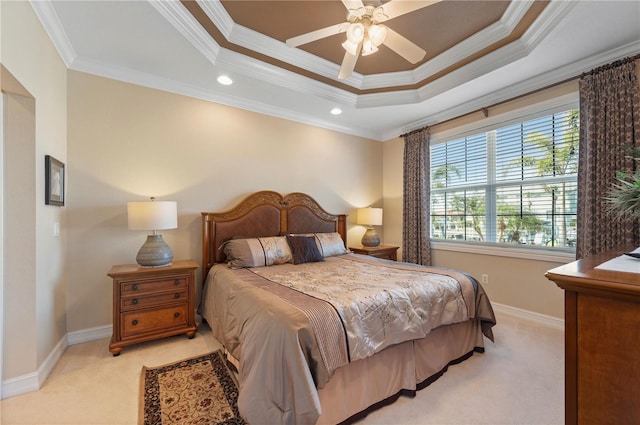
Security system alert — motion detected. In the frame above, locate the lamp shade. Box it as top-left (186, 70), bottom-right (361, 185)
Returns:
top-left (127, 199), bottom-right (177, 267)
top-left (357, 207), bottom-right (383, 226)
top-left (127, 201), bottom-right (177, 231)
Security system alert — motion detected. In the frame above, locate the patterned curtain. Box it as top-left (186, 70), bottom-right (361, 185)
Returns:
top-left (402, 126), bottom-right (431, 265)
top-left (576, 58), bottom-right (640, 258)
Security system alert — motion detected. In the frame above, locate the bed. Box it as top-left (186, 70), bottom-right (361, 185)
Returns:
top-left (200, 191), bottom-right (496, 425)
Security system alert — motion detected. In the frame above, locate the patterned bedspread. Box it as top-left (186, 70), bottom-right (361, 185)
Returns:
top-left (201, 253), bottom-right (496, 425)
top-left (252, 255), bottom-right (477, 361)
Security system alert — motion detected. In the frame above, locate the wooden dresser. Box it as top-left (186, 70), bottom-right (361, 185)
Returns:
top-left (108, 260), bottom-right (198, 356)
top-left (545, 248), bottom-right (640, 425)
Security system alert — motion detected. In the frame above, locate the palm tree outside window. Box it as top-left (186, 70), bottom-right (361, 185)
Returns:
top-left (430, 108), bottom-right (579, 249)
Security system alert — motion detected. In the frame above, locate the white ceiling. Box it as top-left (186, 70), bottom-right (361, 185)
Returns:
top-left (32, 0), bottom-right (640, 141)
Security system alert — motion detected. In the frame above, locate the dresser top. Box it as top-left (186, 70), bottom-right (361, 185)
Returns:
top-left (108, 259), bottom-right (198, 278)
top-left (546, 247), bottom-right (640, 298)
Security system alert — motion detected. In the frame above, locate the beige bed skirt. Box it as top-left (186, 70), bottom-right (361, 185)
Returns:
top-left (223, 319), bottom-right (484, 425)
top-left (316, 319), bottom-right (484, 424)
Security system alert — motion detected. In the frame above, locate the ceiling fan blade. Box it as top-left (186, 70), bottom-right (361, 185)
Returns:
top-left (382, 27), bottom-right (426, 64)
top-left (338, 50), bottom-right (359, 79)
top-left (341, 0), bottom-right (365, 13)
top-left (382, 0), bottom-right (441, 20)
top-left (286, 23), bottom-right (346, 47)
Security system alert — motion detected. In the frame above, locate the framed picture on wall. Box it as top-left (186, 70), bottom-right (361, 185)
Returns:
top-left (45, 155), bottom-right (65, 206)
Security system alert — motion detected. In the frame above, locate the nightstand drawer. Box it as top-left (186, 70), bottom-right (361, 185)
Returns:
top-left (368, 252), bottom-right (394, 260)
top-left (121, 289), bottom-right (188, 311)
top-left (121, 277), bottom-right (187, 295)
top-left (121, 304), bottom-right (188, 337)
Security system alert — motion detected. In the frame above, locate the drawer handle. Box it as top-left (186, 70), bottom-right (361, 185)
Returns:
top-left (174, 279), bottom-right (180, 285)
top-left (173, 312), bottom-right (180, 318)
top-left (132, 284), bottom-right (139, 291)
top-left (131, 319), bottom-right (138, 326)
top-left (132, 298), bottom-right (138, 305)
top-left (174, 293), bottom-right (180, 299)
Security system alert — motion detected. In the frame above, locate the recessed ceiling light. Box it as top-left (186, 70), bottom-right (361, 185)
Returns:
top-left (217, 75), bottom-right (233, 85)
top-left (330, 107), bottom-right (342, 115)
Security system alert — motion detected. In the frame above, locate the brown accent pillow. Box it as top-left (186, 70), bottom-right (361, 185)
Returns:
top-left (286, 235), bottom-right (324, 265)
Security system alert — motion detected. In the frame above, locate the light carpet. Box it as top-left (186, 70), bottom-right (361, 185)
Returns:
top-left (1, 312), bottom-right (563, 424)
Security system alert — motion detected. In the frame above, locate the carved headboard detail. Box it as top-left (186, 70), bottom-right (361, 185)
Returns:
top-left (201, 191), bottom-right (347, 280)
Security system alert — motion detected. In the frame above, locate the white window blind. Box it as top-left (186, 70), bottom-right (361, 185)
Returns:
top-left (430, 108), bottom-right (579, 249)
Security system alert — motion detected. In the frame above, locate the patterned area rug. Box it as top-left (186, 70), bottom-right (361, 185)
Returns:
top-left (140, 350), bottom-right (245, 425)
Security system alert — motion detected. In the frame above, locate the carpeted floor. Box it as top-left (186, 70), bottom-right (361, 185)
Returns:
top-left (1, 311), bottom-right (564, 424)
top-left (140, 350), bottom-right (245, 425)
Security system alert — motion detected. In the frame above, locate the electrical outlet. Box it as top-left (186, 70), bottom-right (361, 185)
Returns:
top-left (481, 274), bottom-right (489, 284)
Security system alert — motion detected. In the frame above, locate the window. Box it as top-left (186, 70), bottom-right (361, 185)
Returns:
top-left (430, 108), bottom-right (579, 249)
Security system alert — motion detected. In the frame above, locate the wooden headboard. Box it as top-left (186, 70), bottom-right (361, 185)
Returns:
top-left (201, 191), bottom-right (347, 279)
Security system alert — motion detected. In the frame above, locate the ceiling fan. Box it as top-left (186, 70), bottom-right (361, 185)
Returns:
top-left (286, 0), bottom-right (441, 79)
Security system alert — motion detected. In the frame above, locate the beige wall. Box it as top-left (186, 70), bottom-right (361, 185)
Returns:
top-left (1, 1), bottom-right (68, 379)
top-left (382, 83), bottom-right (581, 320)
top-left (66, 71), bottom-right (382, 332)
top-left (3, 92), bottom-right (37, 378)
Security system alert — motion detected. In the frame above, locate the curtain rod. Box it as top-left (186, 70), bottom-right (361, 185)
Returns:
top-left (581, 53), bottom-right (640, 78)
top-left (399, 125), bottom-right (429, 139)
top-left (403, 53), bottom-right (640, 134)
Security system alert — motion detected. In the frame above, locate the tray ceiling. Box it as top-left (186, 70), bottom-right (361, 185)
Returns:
top-left (194, 0), bottom-right (544, 93)
top-left (32, 1), bottom-right (640, 140)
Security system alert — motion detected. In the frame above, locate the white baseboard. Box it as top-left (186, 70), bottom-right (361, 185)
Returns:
top-left (1, 371), bottom-right (39, 400)
top-left (1, 325), bottom-right (112, 400)
top-left (492, 302), bottom-right (564, 330)
top-left (1, 333), bottom-right (68, 399)
top-left (67, 325), bottom-right (112, 345)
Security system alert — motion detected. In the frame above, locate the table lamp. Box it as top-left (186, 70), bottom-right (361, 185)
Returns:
top-left (127, 197), bottom-right (177, 267)
top-left (357, 207), bottom-right (383, 247)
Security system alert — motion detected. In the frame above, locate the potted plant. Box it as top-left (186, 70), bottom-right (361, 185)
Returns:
top-left (607, 156), bottom-right (640, 219)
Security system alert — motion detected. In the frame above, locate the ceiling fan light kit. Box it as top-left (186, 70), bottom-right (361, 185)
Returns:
top-left (367, 24), bottom-right (388, 47)
top-left (341, 39), bottom-right (360, 56)
top-left (286, 0), bottom-right (432, 80)
top-left (343, 6), bottom-right (389, 56)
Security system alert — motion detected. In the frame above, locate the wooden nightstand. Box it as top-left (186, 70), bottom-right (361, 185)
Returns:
top-left (108, 260), bottom-right (198, 356)
top-left (349, 245), bottom-right (399, 261)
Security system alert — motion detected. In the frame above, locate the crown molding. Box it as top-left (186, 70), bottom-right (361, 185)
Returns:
top-left (32, 0), bottom-right (639, 143)
top-left (359, 0), bottom-right (580, 110)
top-left (199, 0), bottom-right (354, 83)
top-left (358, 39), bottom-right (530, 109)
top-left (388, 40), bottom-right (640, 141)
top-left (215, 49), bottom-right (358, 107)
top-left (160, 1), bottom-right (362, 102)
top-left (398, 0), bottom-right (534, 89)
top-left (197, 0), bottom-right (235, 39)
top-left (521, 0), bottom-right (577, 51)
top-left (29, 0), bottom-right (77, 67)
top-left (193, 0), bottom-right (536, 91)
top-left (157, 0), bottom-right (569, 109)
top-left (148, 0), bottom-right (220, 65)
